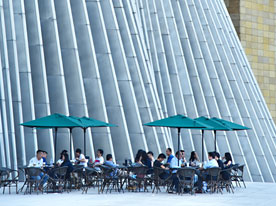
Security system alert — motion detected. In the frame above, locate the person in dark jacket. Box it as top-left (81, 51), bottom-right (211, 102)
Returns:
top-left (215, 152), bottom-right (231, 180)
top-left (60, 153), bottom-right (73, 179)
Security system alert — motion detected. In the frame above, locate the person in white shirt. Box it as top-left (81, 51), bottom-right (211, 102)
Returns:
top-left (93, 149), bottom-right (104, 167)
top-left (28, 150), bottom-right (44, 168)
top-left (147, 151), bottom-right (155, 167)
top-left (180, 150), bottom-right (187, 165)
top-left (169, 151), bottom-right (184, 193)
top-left (28, 150), bottom-right (49, 189)
top-left (74, 148), bottom-right (88, 167)
top-left (196, 152), bottom-right (219, 192)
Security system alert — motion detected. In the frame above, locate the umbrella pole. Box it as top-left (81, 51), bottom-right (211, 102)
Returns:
top-left (202, 130), bottom-right (204, 162)
top-left (54, 128), bottom-right (58, 163)
top-left (84, 128), bottom-right (87, 156)
top-left (177, 128), bottom-right (180, 167)
top-left (214, 130), bottom-right (217, 152)
top-left (69, 128), bottom-right (72, 160)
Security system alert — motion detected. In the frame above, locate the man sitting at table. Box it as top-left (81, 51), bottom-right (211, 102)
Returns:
top-left (196, 152), bottom-right (219, 193)
top-left (166, 148), bottom-right (174, 165)
top-left (92, 149), bottom-right (104, 171)
top-left (169, 151), bottom-right (184, 193)
top-left (215, 152), bottom-right (230, 180)
top-left (154, 153), bottom-right (170, 179)
top-left (180, 150), bottom-right (187, 165)
top-left (74, 148), bottom-right (88, 167)
top-left (28, 149), bottom-right (49, 189)
top-left (42, 150), bottom-right (48, 165)
top-left (105, 154), bottom-right (127, 177)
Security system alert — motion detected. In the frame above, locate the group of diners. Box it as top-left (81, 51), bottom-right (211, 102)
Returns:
top-left (27, 147), bottom-right (233, 193)
top-left (130, 148), bottom-right (233, 193)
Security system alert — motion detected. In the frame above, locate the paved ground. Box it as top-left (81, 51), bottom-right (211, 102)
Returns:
top-left (1, 182), bottom-right (275, 206)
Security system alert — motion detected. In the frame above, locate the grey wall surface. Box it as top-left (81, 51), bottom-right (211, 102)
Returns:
top-left (0, 0), bottom-right (275, 182)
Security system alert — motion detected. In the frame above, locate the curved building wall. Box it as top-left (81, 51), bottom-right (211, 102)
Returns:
top-left (0, 0), bottom-right (275, 182)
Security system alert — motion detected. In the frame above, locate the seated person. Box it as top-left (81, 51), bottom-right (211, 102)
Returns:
top-left (93, 149), bottom-right (104, 170)
top-left (153, 153), bottom-right (170, 179)
top-left (74, 148), bottom-right (87, 167)
top-left (132, 150), bottom-right (151, 168)
top-left (166, 148), bottom-right (174, 165)
top-left (223, 152), bottom-right (233, 169)
top-left (42, 150), bottom-right (48, 165)
top-left (60, 153), bottom-right (73, 179)
top-left (215, 152), bottom-right (231, 180)
top-left (56, 150), bottom-right (68, 166)
top-left (28, 149), bottom-right (49, 189)
top-left (147, 151), bottom-right (154, 167)
top-left (180, 150), bottom-right (187, 164)
top-left (189, 151), bottom-right (200, 167)
top-left (214, 152), bottom-right (224, 169)
top-left (169, 151), bottom-right (184, 193)
top-left (105, 154), bottom-right (127, 177)
top-left (196, 152), bottom-right (219, 192)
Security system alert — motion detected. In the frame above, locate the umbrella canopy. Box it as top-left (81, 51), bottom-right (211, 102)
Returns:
top-left (144, 114), bottom-right (208, 166)
top-left (144, 114), bottom-right (208, 128)
top-left (194, 116), bottom-right (232, 160)
top-left (21, 113), bottom-right (83, 161)
top-left (71, 116), bottom-right (117, 128)
top-left (21, 113), bottom-right (83, 128)
top-left (211, 117), bottom-right (250, 130)
top-left (70, 116), bottom-right (117, 155)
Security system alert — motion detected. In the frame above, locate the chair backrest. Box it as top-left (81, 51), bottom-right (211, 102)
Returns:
top-left (128, 166), bottom-right (148, 178)
top-left (25, 167), bottom-right (42, 177)
top-left (52, 166), bottom-right (68, 176)
top-left (85, 167), bottom-right (97, 175)
top-left (205, 167), bottom-right (221, 181)
top-left (0, 168), bottom-right (10, 182)
top-left (153, 167), bottom-right (167, 180)
top-left (237, 164), bottom-right (245, 176)
top-left (73, 164), bottom-right (84, 170)
top-left (176, 168), bottom-right (196, 180)
top-left (100, 165), bottom-right (114, 177)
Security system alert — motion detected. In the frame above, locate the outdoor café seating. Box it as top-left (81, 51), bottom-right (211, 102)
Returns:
top-left (0, 159), bottom-right (246, 196)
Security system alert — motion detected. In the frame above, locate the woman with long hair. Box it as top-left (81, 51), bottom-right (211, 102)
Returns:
top-left (189, 151), bottom-right (200, 167)
top-left (60, 153), bottom-right (73, 179)
top-left (223, 152), bottom-right (233, 168)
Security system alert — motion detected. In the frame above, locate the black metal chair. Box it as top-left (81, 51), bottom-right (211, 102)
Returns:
top-left (205, 167), bottom-right (222, 193)
top-left (127, 166), bottom-right (149, 192)
top-left (82, 167), bottom-right (101, 194)
top-left (70, 165), bottom-right (84, 190)
top-left (232, 164), bottom-right (246, 188)
top-left (1, 168), bottom-right (19, 194)
top-left (100, 165), bottom-right (121, 193)
top-left (152, 167), bottom-right (172, 193)
top-left (176, 168), bottom-right (196, 195)
top-left (219, 167), bottom-right (234, 193)
top-left (24, 167), bottom-right (45, 194)
top-left (0, 168), bottom-right (10, 194)
top-left (48, 166), bottom-right (68, 193)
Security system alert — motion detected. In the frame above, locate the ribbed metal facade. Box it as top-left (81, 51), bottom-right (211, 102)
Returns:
top-left (0, 0), bottom-right (275, 182)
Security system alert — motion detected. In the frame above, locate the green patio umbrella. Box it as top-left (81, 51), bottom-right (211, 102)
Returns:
top-left (21, 113), bottom-right (83, 161)
top-left (70, 116), bottom-right (117, 155)
top-left (211, 117), bottom-right (251, 131)
top-left (194, 116), bottom-right (232, 161)
top-left (144, 114), bottom-right (208, 166)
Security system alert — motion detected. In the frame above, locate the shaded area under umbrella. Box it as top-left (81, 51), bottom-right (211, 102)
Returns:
top-left (144, 114), bottom-right (208, 166)
top-left (194, 116), bottom-right (232, 161)
top-left (70, 116), bottom-right (117, 156)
